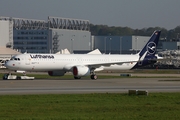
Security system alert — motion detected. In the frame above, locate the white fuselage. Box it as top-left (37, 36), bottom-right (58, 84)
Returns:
top-left (4, 30), bottom-right (160, 80)
top-left (5, 53), bottom-right (139, 72)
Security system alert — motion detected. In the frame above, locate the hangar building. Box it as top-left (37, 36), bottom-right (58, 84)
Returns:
top-left (0, 18), bottom-right (21, 67)
top-left (92, 35), bottom-right (150, 54)
top-left (1, 16), bottom-right (180, 68)
top-left (0, 16), bottom-right (91, 54)
top-left (0, 19), bottom-right (13, 48)
top-left (1, 16), bottom-right (179, 55)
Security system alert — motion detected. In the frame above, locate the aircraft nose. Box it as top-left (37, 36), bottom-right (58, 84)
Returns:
top-left (4, 61), bottom-right (9, 68)
top-left (4, 61), bottom-right (13, 69)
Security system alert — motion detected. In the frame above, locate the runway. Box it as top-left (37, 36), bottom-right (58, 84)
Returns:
top-left (0, 76), bottom-right (180, 94)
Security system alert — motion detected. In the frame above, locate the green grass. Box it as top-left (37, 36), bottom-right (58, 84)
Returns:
top-left (0, 93), bottom-right (180, 120)
top-left (132, 69), bottom-right (180, 74)
top-left (1, 73), bottom-right (180, 80)
top-left (0, 73), bottom-right (124, 80)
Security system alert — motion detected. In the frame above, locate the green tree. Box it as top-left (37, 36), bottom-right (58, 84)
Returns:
top-left (90, 24), bottom-right (180, 41)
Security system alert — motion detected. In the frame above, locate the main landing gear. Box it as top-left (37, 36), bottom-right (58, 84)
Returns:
top-left (74, 74), bottom-right (97, 80)
top-left (90, 74), bottom-right (97, 80)
top-left (74, 76), bottom-right (81, 79)
top-left (90, 70), bottom-right (97, 80)
top-left (73, 70), bottom-right (97, 80)
top-left (73, 74), bottom-right (97, 80)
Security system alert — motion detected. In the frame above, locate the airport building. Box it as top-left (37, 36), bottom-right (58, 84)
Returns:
top-left (0, 18), bottom-right (20, 67)
top-left (1, 16), bottom-right (180, 68)
top-left (0, 19), bottom-right (13, 48)
top-left (92, 36), bottom-right (150, 54)
top-left (161, 41), bottom-right (180, 50)
top-left (92, 36), bottom-right (180, 54)
top-left (0, 16), bottom-right (91, 54)
top-left (1, 16), bottom-right (180, 54)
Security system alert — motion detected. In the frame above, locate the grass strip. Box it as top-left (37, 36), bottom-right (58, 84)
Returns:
top-left (0, 93), bottom-right (180, 120)
top-left (1, 73), bottom-right (180, 80)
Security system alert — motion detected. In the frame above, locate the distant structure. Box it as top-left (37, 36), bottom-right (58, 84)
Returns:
top-left (1, 16), bottom-right (180, 68)
top-left (0, 16), bottom-right (91, 53)
top-left (0, 18), bottom-right (13, 48)
top-left (1, 16), bottom-right (180, 54)
top-left (92, 36), bottom-right (150, 54)
top-left (0, 18), bottom-right (20, 68)
top-left (157, 50), bottom-right (180, 68)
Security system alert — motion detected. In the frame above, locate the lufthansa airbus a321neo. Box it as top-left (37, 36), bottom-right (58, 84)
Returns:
top-left (5, 30), bottom-right (161, 80)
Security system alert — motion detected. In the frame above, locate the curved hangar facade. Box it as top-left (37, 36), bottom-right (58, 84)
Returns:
top-left (0, 16), bottom-right (91, 54)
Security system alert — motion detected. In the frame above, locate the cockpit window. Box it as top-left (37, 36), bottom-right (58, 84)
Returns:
top-left (10, 57), bottom-right (14, 60)
top-left (10, 57), bottom-right (20, 61)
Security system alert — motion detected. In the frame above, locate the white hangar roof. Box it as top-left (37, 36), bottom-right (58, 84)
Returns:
top-left (0, 47), bottom-right (20, 55)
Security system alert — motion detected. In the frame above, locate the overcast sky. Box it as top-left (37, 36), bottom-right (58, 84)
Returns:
top-left (0, 0), bottom-right (180, 30)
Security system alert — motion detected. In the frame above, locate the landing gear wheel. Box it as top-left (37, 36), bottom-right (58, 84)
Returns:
top-left (74, 76), bottom-right (81, 79)
top-left (16, 76), bottom-right (21, 80)
top-left (90, 75), bottom-right (97, 80)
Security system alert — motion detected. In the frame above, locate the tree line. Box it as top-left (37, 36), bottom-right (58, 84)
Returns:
top-left (90, 24), bottom-right (180, 41)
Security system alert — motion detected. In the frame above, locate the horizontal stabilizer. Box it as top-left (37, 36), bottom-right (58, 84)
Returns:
top-left (87, 49), bottom-right (102, 54)
top-left (56, 48), bottom-right (71, 54)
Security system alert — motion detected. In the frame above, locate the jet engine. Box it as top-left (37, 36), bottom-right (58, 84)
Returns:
top-left (48, 70), bottom-right (66, 76)
top-left (72, 65), bottom-right (90, 77)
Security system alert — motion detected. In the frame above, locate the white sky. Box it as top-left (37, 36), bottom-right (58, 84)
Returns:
top-left (0, 0), bottom-right (180, 30)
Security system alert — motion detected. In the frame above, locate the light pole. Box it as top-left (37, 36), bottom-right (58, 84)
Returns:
top-left (71, 39), bottom-right (74, 53)
top-left (177, 33), bottom-right (179, 41)
top-left (109, 38), bottom-right (112, 54)
top-left (104, 37), bottom-right (106, 54)
top-left (120, 37), bottom-right (122, 54)
top-left (71, 35), bottom-right (75, 54)
top-left (135, 37), bottom-right (138, 53)
top-left (59, 34), bottom-right (63, 51)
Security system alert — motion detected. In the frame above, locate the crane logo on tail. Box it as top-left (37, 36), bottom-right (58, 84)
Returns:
top-left (146, 42), bottom-right (156, 54)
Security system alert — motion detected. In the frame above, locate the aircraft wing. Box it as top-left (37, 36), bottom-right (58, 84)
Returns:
top-left (85, 60), bottom-right (138, 69)
top-left (63, 60), bottom-right (139, 71)
top-left (63, 60), bottom-right (138, 71)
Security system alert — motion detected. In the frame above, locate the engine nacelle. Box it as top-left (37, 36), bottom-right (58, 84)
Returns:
top-left (48, 70), bottom-right (66, 76)
top-left (72, 65), bottom-right (90, 77)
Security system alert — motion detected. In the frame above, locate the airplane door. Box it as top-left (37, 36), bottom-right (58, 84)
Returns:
top-left (138, 59), bottom-right (142, 66)
top-left (25, 56), bottom-right (31, 65)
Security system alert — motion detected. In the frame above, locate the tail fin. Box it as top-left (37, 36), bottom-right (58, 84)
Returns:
top-left (139, 30), bottom-right (161, 57)
top-left (131, 30), bottom-right (161, 69)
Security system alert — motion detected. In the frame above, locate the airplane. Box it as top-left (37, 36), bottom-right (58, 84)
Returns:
top-left (5, 30), bottom-right (161, 80)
